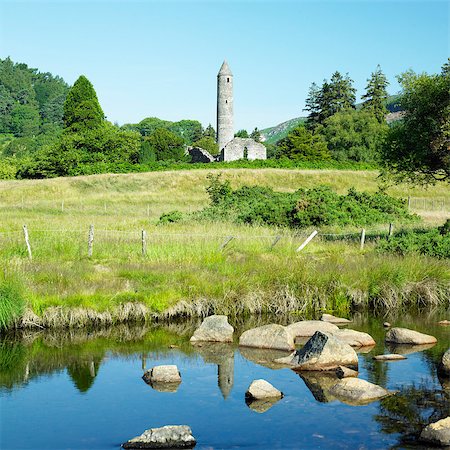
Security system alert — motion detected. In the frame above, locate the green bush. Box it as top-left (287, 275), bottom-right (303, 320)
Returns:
top-left (0, 157), bottom-right (18, 179)
top-left (158, 210), bottom-right (184, 225)
top-left (377, 220), bottom-right (450, 259)
top-left (195, 176), bottom-right (417, 228)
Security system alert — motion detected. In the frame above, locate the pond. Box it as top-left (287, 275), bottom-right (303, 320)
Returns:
top-left (0, 312), bottom-right (449, 449)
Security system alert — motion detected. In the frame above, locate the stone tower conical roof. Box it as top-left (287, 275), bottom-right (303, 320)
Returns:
top-left (218, 60), bottom-right (233, 76)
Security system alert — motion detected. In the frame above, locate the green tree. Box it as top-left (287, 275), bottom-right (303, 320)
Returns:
top-left (192, 136), bottom-right (219, 156)
top-left (63, 75), bottom-right (104, 131)
top-left (147, 128), bottom-right (185, 161)
top-left (250, 127), bottom-right (261, 142)
top-left (169, 120), bottom-right (203, 144)
top-left (304, 82), bottom-right (321, 130)
top-left (10, 104), bottom-right (40, 137)
top-left (276, 125), bottom-right (331, 161)
top-left (362, 65), bottom-right (389, 123)
top-left (235, 129), bottom-right (249, 138)
top-left (381, 60), bottom-right (450, 184)
top-left (319, 109), bottom-right (388, 162)
top-left (138, 139), bottom-right (156, 163)
top-left (203, 123), bottom-right (216, 139)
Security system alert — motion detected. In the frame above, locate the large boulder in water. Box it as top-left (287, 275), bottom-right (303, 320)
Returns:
top-left (332, 329), bottom-right (375, 348)
top-left (122, 425), bottom-right (196, 449)
top-left (385, 327), bottom-right (437, 345)
top-left (239, 324), bottom-right (295, 351)
top-left (276, 331), bottom-right (358, 371)
top-left (286, 320), bottom-right (339, 339)
top-left (190, 315), bottom-right (234, 343)
top-left (142, 365), bottom-right (181, 388)
top-left (439, 349), bottom-right (450, 377)
top-left (321, 314), bottom-right (352, 324)
top-left (245, 379), bottom-right (283, 400)
top-left (330, 378), bottom-right (395, 405)
top-left (420, 417), bottom-right (450, 447)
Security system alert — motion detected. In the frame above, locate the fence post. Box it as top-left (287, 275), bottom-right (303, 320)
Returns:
top-left (220, 236), bottom-right (234, 250)
top-left (360, 228), bottom-right (366, 250)
top-left (141, 229), bottom-right (147, 256)
top-left (61, 200), bottom-right (64, 213)
top-left (407, 196), bottom-right (411, 211)
top-left (147, 205), bottom-right (150, 218)
top-left (88, 224), bottom-right (94, 257)
top-left (22, 225), bottom-right (32, 260)
top-left (296, 230), bottom-right (318, 252)
top-left (388, 223), bottom-right (394, 239)
top-left (270, 235), bottom-right (281, 249)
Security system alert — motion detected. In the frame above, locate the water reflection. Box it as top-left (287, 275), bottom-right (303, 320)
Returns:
top-left (298, 372), bottom-right (339, 403)
top-left (67, 358), bottom-right (101, 393)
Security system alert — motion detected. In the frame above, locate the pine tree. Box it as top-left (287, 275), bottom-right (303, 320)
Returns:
top-left (63, 75), bottom-right (104, 131)
top-left (362, 65), bottom-right (389, 123)
top-left (203, 123), bottom-right (216, 139)
top-left (304, 82), bottom-right (321, 130)
top-left (250, 127), bottom-right (261, 142)
top-left (321, 71), bottom-right (356, 119)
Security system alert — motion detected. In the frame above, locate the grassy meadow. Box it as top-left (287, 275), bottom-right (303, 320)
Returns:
top-left (1, 169), bottom-right (449, 329)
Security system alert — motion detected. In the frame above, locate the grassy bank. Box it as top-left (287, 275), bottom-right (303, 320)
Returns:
top-left (1, 169), bottom-right (449, 329)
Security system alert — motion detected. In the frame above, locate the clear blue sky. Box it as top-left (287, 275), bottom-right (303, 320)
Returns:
top-left (0, 0), bottom-right (448, 130)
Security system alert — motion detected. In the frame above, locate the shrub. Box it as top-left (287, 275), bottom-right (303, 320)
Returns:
top-left (158, 210), bottom-right (184, 225)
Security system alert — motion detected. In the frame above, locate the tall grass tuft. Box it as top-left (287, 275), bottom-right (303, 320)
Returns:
top-left (0, 278), bottom-right (26, 330)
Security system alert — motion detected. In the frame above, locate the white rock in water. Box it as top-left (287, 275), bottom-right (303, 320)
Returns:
top-left (330, 378), bottom-right (394, 405)
top-left (122, 425), bottom-right (196, 449)
top-left (321, 313), bottom-right (352, 324)
top-left (143, 365), bottom-right (181, 384)
top-left (239, 324), bottom-right (295, 351)
top-left (420, 417), bottom-right (450, 447)
top-left (373, 354), bottom-right (407, 361)
top-left (286, 320), bottom-right (339, 338)
top-left (332, 329), bottom-right (376, 347)
top-left (385, 327), bottom-right (437, 345)
top-left (276, 331), bottom-right (358, 371)
top-left (190, 315), bottom-right (234, 343)
top-left (245, 379), bottom-right (283, 400)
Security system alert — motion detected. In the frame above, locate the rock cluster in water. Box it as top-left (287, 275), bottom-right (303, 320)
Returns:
top-left (122, 425), bottom-right (196, 449)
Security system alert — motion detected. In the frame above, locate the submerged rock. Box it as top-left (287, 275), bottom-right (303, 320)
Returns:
top-left (245, 379), bottom-right (283, 400)
top-left (239, 324), bottom-right (295, 351)
top-left (439, 348), bottom-right (450, 377)
top-left (420, 417), bottom-right (450, 447)
top-left (286, 320), bottom-right (339, 338)
top-left (438, 320), bottom-right (450, 326)
top-left (143, 365), bottom-right (181, 387)
top-left (122, 425), bottom-right (196, 449)
top-left (276, 331), bottom-right (358, 371)
top-left (332, 329), bottom-right (376, 348)
top-left (373, 354), bottom-right (407, 361)
top-left (321, 314), bottom-right (352, 324)
top-left (329, 378), bottom-right (394, 405)
top-left (189, 315), bottom-right (234, 343)
top-left (385, 327), bottom-right (437, 345)
top-left (386, 342), bottom-right (436, 355)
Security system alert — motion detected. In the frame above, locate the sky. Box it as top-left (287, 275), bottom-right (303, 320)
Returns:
top-left (0, 0), bottom-right (448, 131)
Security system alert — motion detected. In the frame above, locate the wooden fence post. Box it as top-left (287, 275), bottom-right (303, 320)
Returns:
top-left (141, 229), bottom-right (147, 256)
top-left (88, 224), bottom-right (94, 257)
top-left (61, 200), bottom-right (64, 213)
top-left (220, 236), bottom-right (234, 250)
top-left (360, 228), bottom-right (366, 250)
top-left (388, 223), bottom-right (394, 239)
top-left (270, 235), bottom-right (281, 249)
top-left (407, 196), bottom-right (411, 211)
top-left (22, 225), bottom-right (32, 260)
top-left (296, 230), bottom-right (318, 252)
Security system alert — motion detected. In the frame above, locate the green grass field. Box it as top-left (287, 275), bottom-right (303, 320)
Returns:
top-left (1, 169), bottom-right (449, 329)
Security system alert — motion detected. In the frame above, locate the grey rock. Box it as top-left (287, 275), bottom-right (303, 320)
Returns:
top-left (190, 315), bottom-right (234, 343)
top-left (143, 365), bottom-right (181, 386)
top-left (439, 348), bottom-right (450, 377)
top-left (277, 331), bottom-right (358, 371)
top-left (383, 322), bottom-right (391, 328)
top-left (385, 327), bottom-right (437, 345)
top-left (438, 320), bottom-right (450, 326)
top-left (122, 425), bottom-right (196, 449)
top-left (239, 324), bottom-right (295, 351)
top-left (373, 354), bottom-right (407, 361)
top-left (332, 329), bottom-right (376, 347)
top-left (245, 379), bottom-right (283, 400)
top-left (321, 313), bottom-right (352, 324)
top-left (336, 366), bottom-right (358, 378)
top-left (330, 378), bottom-right (395, 405)
top-left (420, 417), bottom-right (450, 447)
top-left (286, 320), bottom-right (339, 339)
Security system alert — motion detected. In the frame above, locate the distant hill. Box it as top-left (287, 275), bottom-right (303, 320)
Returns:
top-left (260, 117), bottom-right (306, 144)
top-left (260, 95), bottom-right (403, 144)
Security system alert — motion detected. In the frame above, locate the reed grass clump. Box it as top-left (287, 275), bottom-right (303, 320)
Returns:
top-left (0, 278), bottom-right (26, 330)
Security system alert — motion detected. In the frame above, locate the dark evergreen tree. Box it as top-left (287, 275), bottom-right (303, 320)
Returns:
top-left (203, 123), bottom-right (216, 139)
top-left (250, 127), bottom-right (261, 142)
top-left (362, 65), bottom-right (390, 123)
top-left (147, 128), bottom-right (185, 161)
top-left (235, 129), bottom-right (249, 138)
top-left (63, 75), bottom-right (104, 131)
top-left (304, 82), bottom-right (321, 130)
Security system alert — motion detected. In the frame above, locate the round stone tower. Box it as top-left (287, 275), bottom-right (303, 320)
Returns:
top-left (217, 60), bottom-right (234, 152)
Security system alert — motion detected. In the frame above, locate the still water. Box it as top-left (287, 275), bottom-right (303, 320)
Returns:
top-left (1, 313), bottom-right (449, 449)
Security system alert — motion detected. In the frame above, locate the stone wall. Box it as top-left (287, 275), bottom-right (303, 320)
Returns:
top-left (221, 138), bottom-right (266, 162)
top-left (186, 146), bottom-right (216, 163)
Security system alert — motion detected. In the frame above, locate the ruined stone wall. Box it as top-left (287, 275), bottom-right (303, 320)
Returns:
top-left (221, 138), bottom-right (266, 162)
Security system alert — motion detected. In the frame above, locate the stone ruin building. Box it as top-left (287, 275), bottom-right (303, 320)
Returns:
top-left (188, 61), bottom-right (266, 163)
